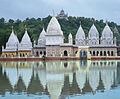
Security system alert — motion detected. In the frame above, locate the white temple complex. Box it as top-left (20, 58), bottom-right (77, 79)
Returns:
top-left (1, 16), bottom-right (118, 59)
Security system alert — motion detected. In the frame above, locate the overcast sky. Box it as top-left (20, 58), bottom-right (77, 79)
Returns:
top-left (0, 0), bottom-right (120, 24)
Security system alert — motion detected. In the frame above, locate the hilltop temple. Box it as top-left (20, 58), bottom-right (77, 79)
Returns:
top-left (1, 16), bottom-right (118, 59)
top-left (57, 9), bottom-right (68, 20)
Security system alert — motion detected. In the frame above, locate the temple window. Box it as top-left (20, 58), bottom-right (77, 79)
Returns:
top-left (40, 51), bottom-right (42, 55)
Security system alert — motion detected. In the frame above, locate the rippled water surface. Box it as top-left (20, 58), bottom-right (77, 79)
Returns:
top-left (0, 60), bottom-right (120, 99)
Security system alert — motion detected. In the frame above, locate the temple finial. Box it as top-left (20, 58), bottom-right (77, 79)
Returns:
top-left (25, 25), bottom-right (27, 31)
top-left (92, 18), bottom-right (95, 24)
top-left (12, 26), bottom-right (14, 33)
top-left (80, 21), bottom-right (81, 26)
top-left (105, 20), bottom-right (108, 25)
top-left (52, 9), bottom-right (55, 16)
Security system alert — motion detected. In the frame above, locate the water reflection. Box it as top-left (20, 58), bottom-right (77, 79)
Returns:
top-left (0, 60), bottom-right (119, 99)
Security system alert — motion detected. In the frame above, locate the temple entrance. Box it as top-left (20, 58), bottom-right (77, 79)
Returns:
top-left (64, 50), bottom-right (68, 56)
top-left (80, 50), bottom-right (87, 59)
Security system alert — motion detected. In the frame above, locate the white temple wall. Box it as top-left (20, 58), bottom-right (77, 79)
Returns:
top-left (46, 35), bottom-right (63, 45)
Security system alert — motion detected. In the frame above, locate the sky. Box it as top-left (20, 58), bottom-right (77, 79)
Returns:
top-left (0, 0), bottom-right (120, 24)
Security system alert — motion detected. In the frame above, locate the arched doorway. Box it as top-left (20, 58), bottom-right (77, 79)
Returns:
top-left (100, 51), bottom-right (102, 56)
top-left (104, 51), bottom-right (107, 56)
top-left (23, 54), bottom-right (25, 57)
top-left (90, 51), bottom-right (92, 55)
top-left (20, 53), bottom-right (22, 57)
top-left (97, 51), bottom-right (99, 56)
top-left (108, 51), bottom-right (110, 56)
top-left (80, 50), bottom-right (87, 59)
top-left (44, 51), bottom-right (46, 56)
top-left (40, 51), bottom-right (42, 55)
top-left (111, 51), bottom-right (114, 56)
top-left (93, 51), bottom-right (95, 56)
top-left (64, 50), bottom-right (68, 56)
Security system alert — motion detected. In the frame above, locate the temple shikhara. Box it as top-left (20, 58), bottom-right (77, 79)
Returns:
top-left (1, 14), bottom-right (118, 59)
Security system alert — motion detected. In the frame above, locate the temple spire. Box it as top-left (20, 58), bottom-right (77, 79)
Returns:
top-left (105, 20), bottom-right (108, 25)
top-left (12, 26), bottom-right (14, 33)
top-left (52, 9), bottom-right (55, 16)
top-left (92, 18), bottom-right (95, 24)
top-left (79, 21), bottom-right (82, 27)
top-left (25, 25), bottom-right (27, 32)
top-left (68, 33), bottom-right (73, 45)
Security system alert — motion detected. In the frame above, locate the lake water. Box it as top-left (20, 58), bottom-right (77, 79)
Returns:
top-left (0, 60), bottom-right (120, 99)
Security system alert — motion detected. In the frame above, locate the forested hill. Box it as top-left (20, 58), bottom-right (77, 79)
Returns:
top-left (0, 15), bottom-right (120, 48)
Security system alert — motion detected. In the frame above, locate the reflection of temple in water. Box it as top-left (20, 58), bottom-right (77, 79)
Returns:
top-left (0, 64), bottom-right (13, 95)
top-left (0, 60), bottom-right (119, 98)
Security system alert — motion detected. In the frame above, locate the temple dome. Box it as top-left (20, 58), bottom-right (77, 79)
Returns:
top-left (39, 28), bottom-right (46, 39)
top-left (19, 29), bottom-right (32, 50)
top-left (101, 23), bottom-right (113, 38)
top-left (75, 25), bottom-right (85, 40)
top-left (88, 24), bottom-right (99, 39)
top-left (46, 16), bottom-right (63, 35)
top-left (68, 33), bottom-right (73, 44)
top-left (21, 29), bottom-right (31, 43)
top-left (6, 29), bottom-right (19, 50)
top-left (38, 28), bottom-right (46, 47)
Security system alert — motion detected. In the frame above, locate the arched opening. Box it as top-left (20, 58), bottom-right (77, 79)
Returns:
top-left (104, 51), bottom-right (107, 56)
top-left (36, 51), bottom-right (39, 56)
top-left (111, 51), bottom-right (114, 56)
top-left (100, 51), bottom-right (102, 56)
top-left (75, 51), bottom-right (78, 54)
top-left (20, 53), bottom-right (22, 57)
top-left (93, 51), bottom-right (95, 56)
top-left (108, 51), bottom-right (110, 56)
top-left (44, 51), bottom-right (46, 56)
top-left (80, 50), bottom-right (87, 59)
top-left (40, 51), bottom-right (42, 55)
top-left (23, 54), bottom-right (25, 57)
top-left (90, 51), bottom-right (92, 55)
top-left (97, 51), bottom-right (99, 56)
top-left (64, 50), bottom-right (68, 56)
